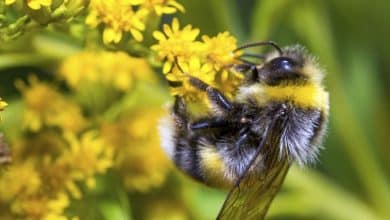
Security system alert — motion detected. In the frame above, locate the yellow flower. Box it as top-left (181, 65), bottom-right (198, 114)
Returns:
top-left (152, 19), bottom-right (244, 101)
top-left (86, 0), bottom-right (147, 43)
top-left (42, 192), bottom-right (69, 220)
top-left (4, 0), bottom-right (16, 5)
top-left (202, 32), bottom-right (240, 70)
top-left (101, 107), bottom-right (171, 192)
top-left (61, 131), bottom-right (113, 189)
top-left (168, 57), bottom-right (214, 101)
top-left (141, 0), bottom-right (185, 15)
top-left (16, 75), bottom-right (88, 133)
top-left (59, 51), bottom-right (155, 91)
top-left (0, 123), bottom-right (111, 219)
top-left (27, 0), bottom-right (52, 10)
top-left (0, 162), bottom-right (41, 202)
top-left (151, 18), bottom-right (201, 74)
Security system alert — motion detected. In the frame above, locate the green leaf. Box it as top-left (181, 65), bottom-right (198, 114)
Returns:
top-left (99, 200), bottom-right (132, 220)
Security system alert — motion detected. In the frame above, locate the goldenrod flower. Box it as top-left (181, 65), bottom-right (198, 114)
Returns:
top-left (27, 0), bottom-right (52, 10)
top-left (152, 18), bottom-right (201, 73)
top-left (101, 107), bottom-right (171, 192)
top-left (152, 19), bottom-right (243, 101)
top-left (141, 0), bottom-right (185, 15)
top-left (86, 0), bottom-right (147, 43)
top-left (0, 129), bottom-right (113, 218)
top-left (59, 51), bottom-right (153, 91)
top-left (42, 192), bottom-right (69, 220)
top-left (60, 131), bottom-right (113, 196)
top-left (59, 51), bottom-right (154, 92)
top-left (168, 57), bottom-right (214, 101)
top-left (202, 32), bottom-right (239, 70)
top-left (16, 75), bottom-right (88, 133)
top-left (6, 0), bottom-right (53, 9)
top-left (4, 0), bottom-right (16, 5)
top-left (0, 162), bottom-right (41, 202)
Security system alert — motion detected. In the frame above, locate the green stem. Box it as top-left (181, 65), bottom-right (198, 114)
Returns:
top-left (0, 53), bottom-right (54, 69)
top-left (32, 33), bottom-right (82, 59)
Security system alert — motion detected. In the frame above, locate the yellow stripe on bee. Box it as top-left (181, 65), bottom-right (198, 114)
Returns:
top-left (264, 84), bottom-right (329, 111)
top-left (199, 147), bottom-right (230, 188)
top-left (238, 83), bottom-right (329, 111)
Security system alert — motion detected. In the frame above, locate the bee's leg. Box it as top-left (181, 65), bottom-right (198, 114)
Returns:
top-left (172, 96), bottom-right (189, 129)
top-left (189, 77), bottom-right (233, 111)
top-left (190, 117), bottom-right (229, 130)
top-left (235, 127), bottom-right (250, 147)
top-left (234, 63), bottom-right (255, 72)
top-left (234, 63), bottom-right (258, 82)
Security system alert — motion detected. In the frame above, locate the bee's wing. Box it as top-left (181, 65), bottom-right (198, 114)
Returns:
top-left (217, 118), bottom-right (291, 220)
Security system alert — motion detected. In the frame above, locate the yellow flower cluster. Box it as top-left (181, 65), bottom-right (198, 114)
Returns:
top-left (0, 44), bottom-right (175, 218)
top-left (0, 130), bottom-right (113, 219)
top-left (86, 0), bottom-right (184, 44)
top-left (0, 74), bottom-right (115, 218)
top-left (59, 51), bottom-right (154, 92)
top-left (16, 76), bottom-right (88, 133)
top-left (152, 18), bottom-right (243, 101)
top-left (5, 0), bottom-right (52, 10)
top-left (101, 102), bottom-right (171, 192)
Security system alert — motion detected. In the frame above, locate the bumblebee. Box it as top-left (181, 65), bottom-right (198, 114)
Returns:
top-left (159, 42), bottom-right (329, 219)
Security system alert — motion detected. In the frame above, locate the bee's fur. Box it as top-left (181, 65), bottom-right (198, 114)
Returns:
top-left (159, 45), bottom-right (329, 187)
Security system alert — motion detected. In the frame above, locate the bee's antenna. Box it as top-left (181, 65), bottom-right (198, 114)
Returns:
top-left (234, 41), bottom-right (283, 56)
top-left (174, 57), bottom-right (185, 73)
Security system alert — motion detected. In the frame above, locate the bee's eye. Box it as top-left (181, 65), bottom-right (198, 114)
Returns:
top-left (257, 57), bottom-right (303, 85)
top-left (269, 57), bottom-right (296, 73)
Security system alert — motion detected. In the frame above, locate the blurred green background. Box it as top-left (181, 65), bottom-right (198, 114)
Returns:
top-left (0, 0), bottom-right (389, 219)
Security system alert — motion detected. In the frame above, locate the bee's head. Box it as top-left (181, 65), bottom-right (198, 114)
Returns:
top-left (238, 44), bottom-right (324, 86)
top-left (256, 55), bottom-right (304, 85)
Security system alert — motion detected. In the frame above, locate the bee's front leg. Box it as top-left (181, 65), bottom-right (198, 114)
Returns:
top-left (235, 127), bottom-right (251, 148)
top-left (234, 63), bottom-right (258, 82)
top-left (172, 96), bottom-right (189, 129)
top-left (188, 76), bottom-right (233, 112)
top-left (190, 117), bottom-right (230, 130)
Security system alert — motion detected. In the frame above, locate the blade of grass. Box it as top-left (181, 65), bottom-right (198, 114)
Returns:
top-left (249, 0), bottom-right (291, 42)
